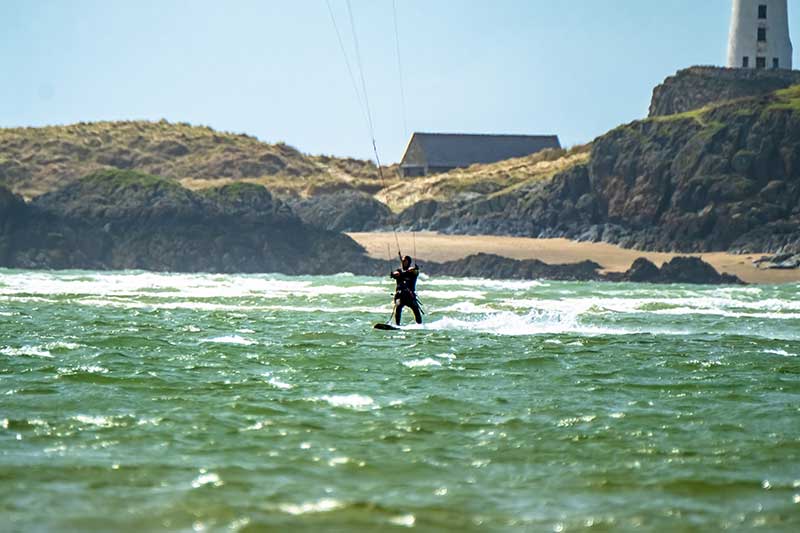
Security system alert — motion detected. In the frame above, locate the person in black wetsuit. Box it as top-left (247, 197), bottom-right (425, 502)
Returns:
top-left (391, 255), bottom-right (422, 325)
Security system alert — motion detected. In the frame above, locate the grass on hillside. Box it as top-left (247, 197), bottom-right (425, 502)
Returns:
top-left (767, 84), bottom-right (800, 112)
top-left (376, 144), bottom-right (591, 212)
top-left (0, 120), bottom-right (391, 199)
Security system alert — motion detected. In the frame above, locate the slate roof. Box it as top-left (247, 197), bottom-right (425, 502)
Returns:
top-left (401, 133), bottom-right (561, 168)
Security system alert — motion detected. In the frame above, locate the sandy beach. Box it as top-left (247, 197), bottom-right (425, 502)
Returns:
top-left (347, 232), bottom-right (800, 285)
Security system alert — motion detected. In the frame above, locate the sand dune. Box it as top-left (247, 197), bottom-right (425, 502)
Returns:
top-left (347, 232), bottom-right (799, 285)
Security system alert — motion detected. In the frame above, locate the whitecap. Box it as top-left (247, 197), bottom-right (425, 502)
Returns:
top-left (422, 310), bottom-right (632, 337)
top-left (279, 498), bottom-right (343, 515)
top-left (318, 394), bottom-right (376, 410)
top-left (45, 341), bottom-right (81, 350)
top-left (266, 377), bottom-right (294, 390)
top-left (191, 472), bottom-right (223, 488)
top-left (403, 358), bottom-right (442, 368)
top-left (425, 278), bottom-right (546, 290)
top-left (57, 365), bottom-right (109, 375)
top-left (419, 290), bottom-right (485, 300)
top-left (764, 348), bottom-right (795, 357)
top-left (557, 415), bottom-right (596, 427)
top-left (389, 514), bottom-right (416, 527)
top-left (202, 335), bottom-right (256, 346)
top-left (73, 415), bottom-right (115, 427)
top-left (1, 346), bottom-right (53, 358)
top-left (434, 302), bottom-right (496, 314)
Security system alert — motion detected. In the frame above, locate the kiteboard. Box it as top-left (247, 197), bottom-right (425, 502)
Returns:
top-left (373, 323), bottom-right (400, 331)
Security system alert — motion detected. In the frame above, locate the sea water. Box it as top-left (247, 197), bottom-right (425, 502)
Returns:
top-left (1, 269), bottom-right (799, 531)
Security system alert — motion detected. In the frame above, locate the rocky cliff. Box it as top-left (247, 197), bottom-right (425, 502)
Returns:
top-left (396, 82), bottom-right (800, 255)
top-left (649, 66), bottom-right (800, 117)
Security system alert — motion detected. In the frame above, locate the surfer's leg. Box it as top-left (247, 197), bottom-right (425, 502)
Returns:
top-left (411, 302), bottom-right (422, 324)
top-left (395, 302), bottom-right (405, 325)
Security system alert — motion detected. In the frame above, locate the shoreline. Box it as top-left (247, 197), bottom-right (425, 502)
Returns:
top-left (347, 232), bottom-right (800, 285)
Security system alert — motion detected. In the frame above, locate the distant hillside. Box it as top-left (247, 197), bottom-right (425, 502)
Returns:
top-left (289, 145), bottom-right (591, 233)
top-left (5, 67), bottom-right (800, 257)
top-left (0, 120), bottom-right (399, 199)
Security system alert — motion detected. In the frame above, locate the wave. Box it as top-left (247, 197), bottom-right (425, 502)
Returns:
top-left (0, 271), bottom-right (382, 300)
top-left (403, 357), bottom-right (443, 368)
top-left (425, 278), bottom-right (548, 290)
top-left (417, 308), bottom-right (633, 336)
top-left (1, 345), bottom-right (53, 358)
top-left (313, 394), bottom-right (377, 410)
top-left (202, 335), bottom-right (256, 346)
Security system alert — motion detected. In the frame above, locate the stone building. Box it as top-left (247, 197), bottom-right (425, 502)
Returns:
top-left (399, 133), bottom-right (561, 177)
top-left (727, 0), bottom-right (793, 69)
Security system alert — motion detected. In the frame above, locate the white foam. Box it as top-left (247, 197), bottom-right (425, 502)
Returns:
top-left (0, 271), bottom-right (381, 300)
top-left (1, 346), bottom-right (53, 358)
top-left (764, 348), bottom-right (795, 357)
top-left (191, 472), bottom-right (223, 488)
top-left (419, 290), bottom-right (486, 300)
top-left (266, 377), bottom-right (294, 390)
top-left (318, 394), bottom-right (376, 410)
top-left (421, 309), bottom-right (631, 337)
top-left (73, 415), bottom-right (115, 427)
top-left (403, 358), bottom-right (442, 368)
top-left (58, 365), bottom-right (109, 375)
top-left (202, 335), bottom-right (256, 346)
top-left (389, 514), bottom-right (416, 527)
top-left (434, 302), bottom-right (496, 314)
top-left (279, 498), bottom-right (343, 515)
top-left (426, 278), bottom-right (546, 290)
top-left (45, 341), bottom-right (81, 350)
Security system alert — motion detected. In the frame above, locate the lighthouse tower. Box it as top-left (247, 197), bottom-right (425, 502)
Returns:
top-left (727, 0), bottom-right (793, 69)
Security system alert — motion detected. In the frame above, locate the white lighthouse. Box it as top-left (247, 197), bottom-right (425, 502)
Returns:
top-left (727, 0), bottom-right (793, 69)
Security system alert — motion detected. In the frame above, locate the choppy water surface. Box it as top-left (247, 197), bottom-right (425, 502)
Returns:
top-left (1, 269), bottom-right (799, 532)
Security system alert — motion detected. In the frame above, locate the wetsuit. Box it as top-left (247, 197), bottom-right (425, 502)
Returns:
top-left (391, 266), bottom-right (422, 325)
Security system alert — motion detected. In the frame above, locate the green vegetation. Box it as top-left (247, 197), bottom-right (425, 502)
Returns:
top-left (378, 144), bottom-right (591, 212)
top-left (767, 84), bottom-right (800, 112)
top-left (648, 105), bottom-right (713, 126)
top-left (78, 169), bottom-right (181, 190)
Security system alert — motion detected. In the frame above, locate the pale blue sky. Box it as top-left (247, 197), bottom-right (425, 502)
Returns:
top-left (2, 1), bottom-right (799, 162)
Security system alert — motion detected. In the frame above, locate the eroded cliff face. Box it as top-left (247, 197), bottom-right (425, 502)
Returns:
top-left (397, 85), bottom-right (800, 254)
top-left (648, 66), bottom-right (800, 117)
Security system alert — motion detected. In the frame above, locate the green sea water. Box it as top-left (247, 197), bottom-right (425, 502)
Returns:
top-left (1, 269), bottom-right (799, 532)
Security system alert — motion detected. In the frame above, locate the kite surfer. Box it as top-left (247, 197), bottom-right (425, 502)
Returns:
top-left (391, 255), bottom-right (422, 325)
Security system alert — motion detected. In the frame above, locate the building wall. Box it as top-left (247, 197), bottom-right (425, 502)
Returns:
top-left (727, 0), bottom-right (793, 69)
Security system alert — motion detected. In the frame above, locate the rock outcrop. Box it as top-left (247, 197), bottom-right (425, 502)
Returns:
top-left (0, 170), bottom-right (743, 284)
top-left (402, 81), bottom-right (800, 255)
top-left (423, 253), bottom-right (604, 281)
top-left (606, 257), bottom-right (744, 284)
top-left (649, 66), bottom-right (800, 117)
top-left (420, 254), bottom-right (743, 285)
top-left (289, 191), bottom-right (390, 232)
top-left (0, 170), bottom-right (367, 274)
